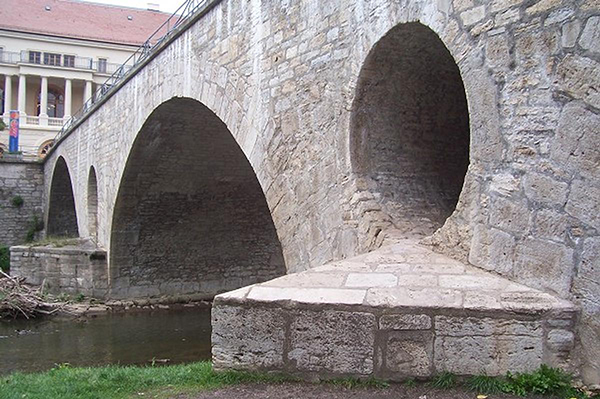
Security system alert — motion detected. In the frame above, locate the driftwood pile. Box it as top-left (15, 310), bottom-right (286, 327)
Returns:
top-left (0, 271), bottom-right (69, 319)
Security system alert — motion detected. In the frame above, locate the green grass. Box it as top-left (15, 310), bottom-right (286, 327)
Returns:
top-left (430, 371), bottom-right (458, 389)
top-left (464, 365), bottom-right (591, 399)
top-left (1, 362), bottom-right (596, 399)
top-left (0, 361), bottom-right (292, 399)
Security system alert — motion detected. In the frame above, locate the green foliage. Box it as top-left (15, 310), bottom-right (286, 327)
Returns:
top-left (0, 246), bottom-right (9, 273)
top-left (464, 365), bottom-right (589, 399)
top-left (430, 371), bottom-right (458, 389)
top-left (466, 374), bottom-right (508, 394)
top-left (503, 365), bottom-right (583, 398)
top-left (11, 195), bottom-right (24, 207)
top-left (403, 378), bottom-right (417, 387)
top-left (74, 293), bottom-right (86, 303)
top-left (25, 215), bottom-right (44, 243)
top-left (2, 361), bottom-right (295, 399)
top-left (0, 119), bottom-right (6, 131)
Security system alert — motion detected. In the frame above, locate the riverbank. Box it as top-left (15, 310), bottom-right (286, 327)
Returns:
top-left (2, 362), bottom-right (598, 399)
top-left (0, 270), bottom-right (212, 321)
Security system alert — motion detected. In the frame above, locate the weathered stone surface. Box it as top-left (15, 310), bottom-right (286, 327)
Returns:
top-left (523, 173), bottom-right (568, 207)
top-left (547, 329), bottom-right (575, 351)
top-left (385, 332), bottom-right (433, 376)
top-left (557, 55), bottom-right (600, 109)
top-left (561, 20), bottom-right (581, 48)
top-left (435, 316), bottom-right (542, 337)
top-left (212, 305), bottom-right (286, 370)
top-left (489, 198), bottom-right (529, 234)
top-left (579, 16), bottom-right (600, 53)
top-left (346, 273), bottom-right (397, 288)
top-left (247, 286), bottom-right (366, 305)
top-left (379, 314), bottom-right (432, 330)
top-left (565, 180), bottom-right (600, 230)
top-left (469, 224), bottom-right (515, 275)
top-left (514, 238), bottom-right (574, 296)
top-left (434, 335), bottom-right (543, 375)
top-left (289, 310), bottom-right (375, 374)
top-left (552, 102), bottom-right (600, 179)
top-left (532, 209), bottom-right (568, 242)
top-left (460, 6), bottom-right (486, 26)
top-left (0, 161), bottom-right (44, 246)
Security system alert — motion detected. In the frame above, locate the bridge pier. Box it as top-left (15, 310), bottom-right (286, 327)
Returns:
top-left (212, 240), bottom-right (577, 379)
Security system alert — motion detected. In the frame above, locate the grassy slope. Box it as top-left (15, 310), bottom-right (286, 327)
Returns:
top-left (0, 362), bottom-right (289, 399)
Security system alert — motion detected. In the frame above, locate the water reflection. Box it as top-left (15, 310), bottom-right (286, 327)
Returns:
top-left (0, 307), bottom-right (212, 375)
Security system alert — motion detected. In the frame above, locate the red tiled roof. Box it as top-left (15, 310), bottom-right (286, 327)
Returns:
top-left (0, 0), bottom-right (173, 46)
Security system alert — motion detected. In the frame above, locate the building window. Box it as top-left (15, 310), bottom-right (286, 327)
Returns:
top-left (63, 55), bottom-right (75, 68)
top-left (44, 53), bottom-right (61, 66)
top-left (37, 86), bottom-right (64, 118)
top-left (97, 58), bottom-right (107, 73)
top-left (29, 51), bottom-right (41, 64)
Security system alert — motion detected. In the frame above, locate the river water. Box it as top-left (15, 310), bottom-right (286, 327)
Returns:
top-left (0, 307), bottom-right (212, 375)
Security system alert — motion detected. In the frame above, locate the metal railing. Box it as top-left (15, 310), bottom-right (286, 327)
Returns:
top-left (54, 0), bottom-right (209, 143)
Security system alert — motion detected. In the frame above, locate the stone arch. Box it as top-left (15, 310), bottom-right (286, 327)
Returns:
top-left (47, 156), bottom-right (79, 238)
top-left (109, 97), bottom-right (286, 299)
top-left (350, 21), bottom-right (470, 237)
top-left (87, 166), bottom-right (99, 242)
top-left (38, 140), bottom-right (55, 159)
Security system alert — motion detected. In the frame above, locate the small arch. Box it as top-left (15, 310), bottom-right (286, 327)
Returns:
top-left (47, 156), bottom-right (79, 238)
top-left (87, 167), bottom-right (99, 242)
top-left (38, 140), bottom-right (55, 159)
top-left (350, 22), bottom-right (470, 236)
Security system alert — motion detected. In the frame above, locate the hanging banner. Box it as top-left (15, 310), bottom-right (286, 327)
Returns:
top-left (9, 110), bottom-right (19, 153)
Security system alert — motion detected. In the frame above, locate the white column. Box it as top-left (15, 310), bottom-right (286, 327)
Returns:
top-left (18, 74), bottom-right (26, 116)
top-left (40, 76), bottom-right (48, 125)
top-left (84, 80), bottom-right (93, 104)
top-left (64, 78), bottom-right (72, 120)
top-left (3, 75), bottom-right (12, 121)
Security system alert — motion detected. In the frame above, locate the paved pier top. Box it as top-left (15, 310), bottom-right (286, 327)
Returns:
top-left (212, 241), bottom-right (578, 380)
top-left (217, 240), bottom-right (575, 315)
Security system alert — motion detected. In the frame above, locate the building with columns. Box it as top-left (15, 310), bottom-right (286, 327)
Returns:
top-left (0, 0), bottom-right (171, 158)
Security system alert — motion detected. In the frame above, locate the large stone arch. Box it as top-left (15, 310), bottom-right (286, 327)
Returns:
top-left (350, 21), bottom-right (470, 238)
top-left (46, 156), bottom-right (79, 238)
top-left (109, 97), bottom-right (286, 299)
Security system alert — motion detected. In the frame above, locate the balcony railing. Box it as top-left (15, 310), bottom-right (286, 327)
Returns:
top-left (0, 50), bottom-right (125, 74)
top-left (21, 115), bottom-right (65, 127)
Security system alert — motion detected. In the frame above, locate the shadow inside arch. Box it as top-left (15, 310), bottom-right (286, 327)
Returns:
top-left (47, 156), bottom-right (80, 238)
top-left (350, 21), bottom-right (470, 239)
top-left (109, 97), bottom-right (286, 299)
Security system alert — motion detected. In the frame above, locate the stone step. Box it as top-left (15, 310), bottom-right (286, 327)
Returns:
top-left (211, 240), bottom-right (578, 380)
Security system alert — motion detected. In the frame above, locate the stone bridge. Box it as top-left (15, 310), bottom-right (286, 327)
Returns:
top-left (11, 0), bottom-right (600, 384)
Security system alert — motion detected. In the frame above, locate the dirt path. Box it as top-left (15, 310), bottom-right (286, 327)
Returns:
top-left (175, 382), bottom-right (556, 399)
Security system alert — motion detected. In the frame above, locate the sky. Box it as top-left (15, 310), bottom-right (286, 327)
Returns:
top-left (79, 0), bottom-right (183, 14)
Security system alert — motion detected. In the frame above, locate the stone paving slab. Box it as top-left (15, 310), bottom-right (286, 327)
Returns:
top-left (212, 240), bottom-right (578, 380)
top-left (217, 240), bottom-right (574, 314)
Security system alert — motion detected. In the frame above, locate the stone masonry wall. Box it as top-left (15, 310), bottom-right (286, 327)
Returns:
top-left (10, 245), bottom-right (108, 298)
top-left (0, 160), bottom-right (44, 247)
top-left (44, 0), bottom-right (600, 382)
